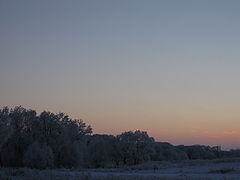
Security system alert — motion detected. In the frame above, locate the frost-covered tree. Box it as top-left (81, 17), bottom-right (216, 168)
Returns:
top-left (23, 141), bottom-right (54, 169)
top-left (0, 107), bottom-right (12, 151)
top-left (117, 130), bottom-right (155, 165)
top-left (0, 106), bottom-right (92, 168)
top-left (1, 106), bottom-right (37, 167)
top-left (87, 135), bottom-right (119, 168)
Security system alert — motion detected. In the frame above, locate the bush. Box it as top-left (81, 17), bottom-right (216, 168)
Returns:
top-left (23, 142), bottom-right (54, 169)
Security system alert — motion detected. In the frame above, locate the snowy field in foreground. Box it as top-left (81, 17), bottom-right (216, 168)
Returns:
top-left (1, 159), bottom-right (240, 180)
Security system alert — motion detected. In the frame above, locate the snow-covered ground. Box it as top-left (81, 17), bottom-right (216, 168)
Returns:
top-left (1, 159), bottom-right (240, 179)
top-left (86, 159), bottom-right (240, 179)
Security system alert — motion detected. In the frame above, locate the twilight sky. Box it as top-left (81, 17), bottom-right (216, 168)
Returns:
top-left (1, 0), bottom-right (240, 149)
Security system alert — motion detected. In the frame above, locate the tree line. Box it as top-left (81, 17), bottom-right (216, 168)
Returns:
top-left (0, 106), bottom-right (239, 169)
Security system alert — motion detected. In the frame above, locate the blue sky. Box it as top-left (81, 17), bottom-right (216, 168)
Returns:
top-left (1, 0), bottom-right (240, 149)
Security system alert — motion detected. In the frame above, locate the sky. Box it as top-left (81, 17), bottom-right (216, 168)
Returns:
top-left (1, 0), bottom-right (240, 149)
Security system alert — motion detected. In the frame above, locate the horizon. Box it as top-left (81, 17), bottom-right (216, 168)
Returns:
top-left (1, 0), bottom-right (240, 150)
top-left (0, 105), bottom-right (238, 150)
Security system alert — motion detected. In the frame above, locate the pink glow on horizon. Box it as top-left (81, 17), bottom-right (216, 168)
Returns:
top-left (224, 131), bottom-right (238, 135)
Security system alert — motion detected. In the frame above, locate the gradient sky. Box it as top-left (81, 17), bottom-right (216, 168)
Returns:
top-left (1, 0), bottom-right (240, 149)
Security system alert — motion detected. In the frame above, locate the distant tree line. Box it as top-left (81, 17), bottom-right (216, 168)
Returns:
top-left (0, 106), bottom-right (239, 169)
